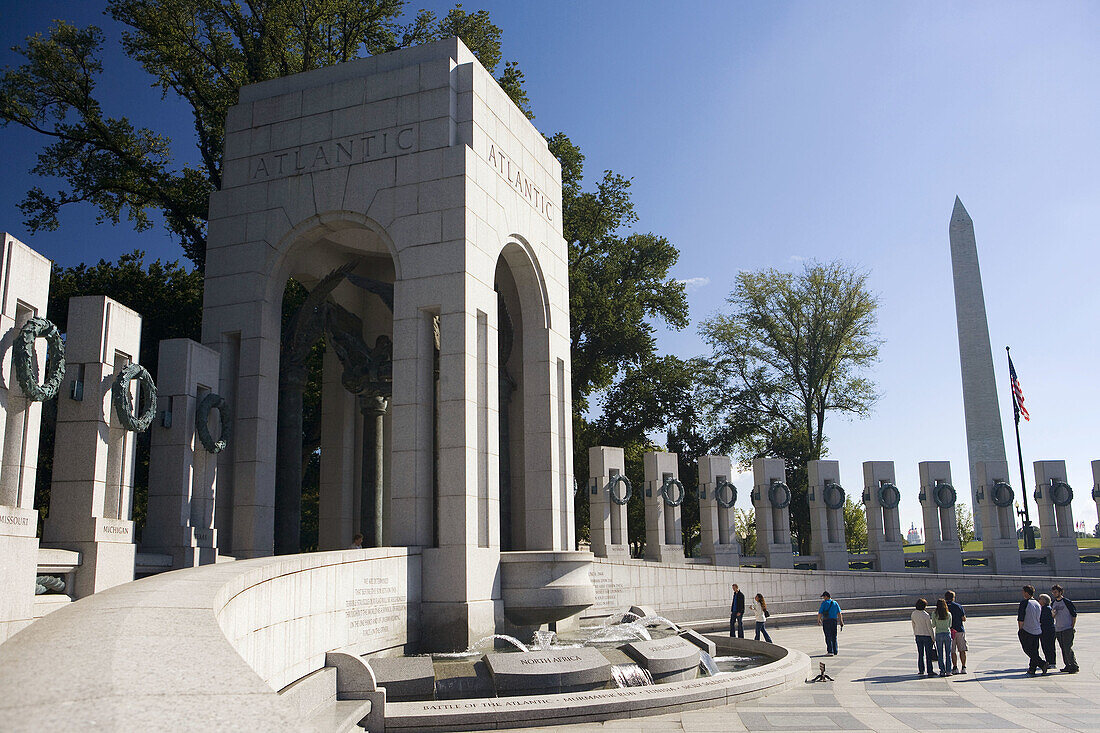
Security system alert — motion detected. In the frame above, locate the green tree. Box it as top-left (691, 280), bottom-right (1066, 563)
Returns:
top-left (549, 132), bottom-right (690, 548)
top-left (0, 2), bottom-right (530, 268)
top-left (843, 496), bottom-right (867, 554)
top-left (735, 507), bottom-right (756, 556)
top-left (956, 504), bottom-right (976, 547)
top-left (699, 261), bottom-right (881, 554)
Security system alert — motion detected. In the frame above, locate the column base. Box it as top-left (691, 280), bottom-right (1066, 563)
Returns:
top-left (419, 598), bottom-right (500, 653)
top-left (592, 543), bottom-right (631, 561)
top-left (817, 546), bottom-right (849, 572)
top-left (55, 541), bottom-right (136, 599)
top-left (871, 546), bottom-right (905, 572)
top-left (142, 526), bottom-right (219, 569)
top-left (984, 539), bottom-right (1023, 574)
top-left (0, 507), bottom-right (40, 644)
top-left (928, 543), bottom-right (963, 574)
top-left (1044, 542), bottom-right (1081, 576)
top-left (761, 544), bottom-right (794, 569)
top-left (644, 543), bottom-right (685, 564)
top-left (709, 545), bottom-right (742, 567)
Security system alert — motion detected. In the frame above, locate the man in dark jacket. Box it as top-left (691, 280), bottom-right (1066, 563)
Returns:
top-left (1051, 584), bottom-right (1079, 673)
top-left (730, 584), bottom-right (746, 638)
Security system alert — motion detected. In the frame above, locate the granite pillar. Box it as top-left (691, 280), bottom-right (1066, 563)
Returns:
top-left (698, 455), bottom-right (740, 566)
top-left (973, 460), bottom-right (1021, 574)
top-left (917, 461), bottom-right (963, 573)
top-left (42, 296), bottom-right (142, 597)
top-left (751, 458), bottom-right (793, 569)
top-left (143, 339), bottom-right (222, 568)
top-left (0, 233), bottom-right (51, 642)
top-left (1033, 460), bottom-right (1080, 576)
top-left (643, 451), bottom-right (684, 563)
top-left (588, 446), bottom-right (630, 560)
top-left (862, 461), bottom-right (905, 572)
top-left (807, 460), bottom-right (847, 571)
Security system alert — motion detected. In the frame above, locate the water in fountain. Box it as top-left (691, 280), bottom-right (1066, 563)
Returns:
top-left (471, 634), bottom-right (530, 653)
top-left (633, 614), bottom-right (681, 633)
top-left (531, 629), bottom-right (558, 651)
top-left (584, 621), bottom-right (652, 644)
top-left (699, 650), bottom-right (720, 676)
top-left (611, 663), bottom-right (654, 688)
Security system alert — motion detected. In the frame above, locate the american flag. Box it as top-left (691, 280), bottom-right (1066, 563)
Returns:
top-left (1008, 353), bottom-right (1030, 423)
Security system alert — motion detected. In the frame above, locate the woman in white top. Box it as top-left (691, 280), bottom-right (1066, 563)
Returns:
top-left (750, 593), bottom-right (772, 642)
top-left (911, 598), bottom-right (935, 677)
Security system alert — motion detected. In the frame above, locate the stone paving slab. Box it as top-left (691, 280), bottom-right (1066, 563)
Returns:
top-left (495, 613), bottom-right (1099, 732)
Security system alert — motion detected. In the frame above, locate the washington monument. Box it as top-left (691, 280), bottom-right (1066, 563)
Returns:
top-left (949, 196), bottom-right (1009, 538)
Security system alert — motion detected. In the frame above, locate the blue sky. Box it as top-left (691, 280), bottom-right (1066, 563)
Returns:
top-left (2, 1), bottom-right (1097, 538)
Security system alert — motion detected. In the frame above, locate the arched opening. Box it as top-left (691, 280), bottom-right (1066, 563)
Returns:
top-left (271, 219), bottom-right (399, 554)
top-left (494, 239), bottom-right (551, 551)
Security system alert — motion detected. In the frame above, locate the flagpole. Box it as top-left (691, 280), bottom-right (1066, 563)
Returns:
top-left (1007, 346), bottom-right (1036, 550)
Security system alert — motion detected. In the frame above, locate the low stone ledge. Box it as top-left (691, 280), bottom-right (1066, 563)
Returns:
top-left (0, 548), bottom-right (419, 733)
top-left (367, 655), bottom-right (436, 701)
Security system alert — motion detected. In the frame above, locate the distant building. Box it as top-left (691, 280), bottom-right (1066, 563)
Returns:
top-left (906, 523), bottom-right (923, 545)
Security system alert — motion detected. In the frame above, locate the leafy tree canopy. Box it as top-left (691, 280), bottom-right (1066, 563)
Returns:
top-left (547, 132), bottom-right (689, 416)
top-left (699, 261), bottom-right (881, 553)
top-left (548, 131), bottom-right (690, 551)
top-left (0, 1), bottom-right (530, 267)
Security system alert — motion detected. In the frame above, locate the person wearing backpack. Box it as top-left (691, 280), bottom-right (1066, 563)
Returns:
top-left (817, 591), bottom-right (844, 655)
top-left (751, 593), bottom-right (772, 642)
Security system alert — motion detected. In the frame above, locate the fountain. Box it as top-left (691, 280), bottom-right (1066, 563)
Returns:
top-left (611, 664), bottom-right (654, 687)
top-left (472, 634), bottom-right (529, 653)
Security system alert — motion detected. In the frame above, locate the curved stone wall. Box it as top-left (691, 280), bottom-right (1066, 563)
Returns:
top-left (586, 557), bottom-right (1100, 623)
top-left (0, 548), bottom-right (420, 731)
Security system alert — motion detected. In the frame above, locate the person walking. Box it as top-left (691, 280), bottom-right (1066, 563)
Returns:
top-left (932, 598), bottom-right (953, 676)
top-left (944, 589), bottom-right (967, 674)
top-left (1051, 584), bottom-right (1079, 673)
top-left (817, 591), bottom-right (843, 655)
top-left (729, 584), bottom-right (746, 638)
top-left (1017, 584), bottom-right (1047, 676)
top-left (1038, 593), bottom-right (1057, 672)
top-left (911, 599), bottom-right (936, 677)
top-left (751, 593), bottom-right (772, 642)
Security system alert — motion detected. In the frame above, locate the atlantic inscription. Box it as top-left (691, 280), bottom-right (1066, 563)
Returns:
top-left (486, 142), bottom-right (554, 223)
top-left (249, 124), bottom-right (419, 181)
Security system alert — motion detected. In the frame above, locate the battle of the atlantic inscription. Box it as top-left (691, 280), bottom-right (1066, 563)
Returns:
top-left (344, 573), bottom-right (406, 649)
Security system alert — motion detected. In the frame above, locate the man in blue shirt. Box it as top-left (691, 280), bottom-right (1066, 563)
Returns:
top-left (944, 589), bottom-right (967, 673)
top-left (817, 591), bottom-right (844, 655)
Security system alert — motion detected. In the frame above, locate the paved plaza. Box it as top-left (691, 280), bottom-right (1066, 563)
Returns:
top-left (501, 614), bottom-right (1099, 733)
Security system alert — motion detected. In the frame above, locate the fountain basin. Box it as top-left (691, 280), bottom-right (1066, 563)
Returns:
top-left (499, 550), bottom-right (596, 626)
top-left (385, 636), bottom-right (809, 731)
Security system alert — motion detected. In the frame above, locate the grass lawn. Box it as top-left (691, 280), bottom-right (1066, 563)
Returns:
top-left (903, 537), bottom-right (1100, 552)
